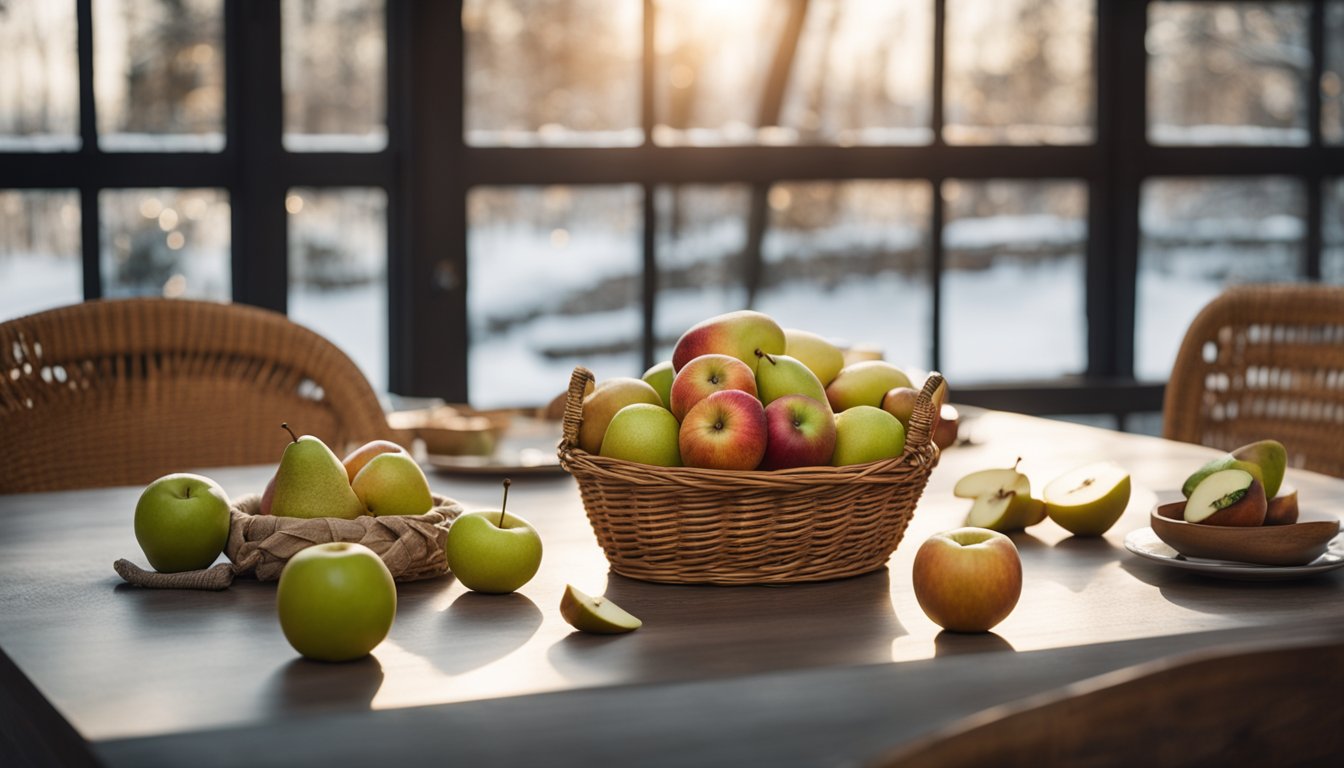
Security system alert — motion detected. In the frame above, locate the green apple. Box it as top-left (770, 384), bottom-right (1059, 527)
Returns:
top-left (668, 353), bottom-right (758, 421)
top-left (341, 439), bottom-right (409, 483)
top-left (1180, 455), bottom-right (1263, 499)
top-left (352, 452), bottom-right (434, 516)
top-left (444, 480), bottom-right (543, 594)
top-left (783, 328), bottom-right (845, 386)
top-left (953, 461), bottom-right (1046, 532)
top-left (1042, 462), bottom-right (1131, 536)
top-left (678, 389), bottom-right (768, 470)
top-left (134, 473), bottom-right (232, 573)
top-left (754, 352), bottom-right (828, 407)
top-left (271, 424), bottom-right (366, 520)
top-left (825, 361), bottom-right (913, 412)
top-left (1231, 439), bottom-right (1287, 499)
top-left (671, 310), bottom-right (786, 374)
top-left (831, 405), bottom-right (906, 466)
top-left (578, 378), bottom-right (663, 454)
top-left (641, 360), bottom-right (675, 409)
top-left (559, 584), bottom-right (642, 634)
top-left (276, 541), bottom-right (397, 662)
top-left (599, 403), bottom-right (683, 467)
top-left (912, 527), bottom-right (1022, 633)
top-left (1185, 468), bottom-right (1267, 526)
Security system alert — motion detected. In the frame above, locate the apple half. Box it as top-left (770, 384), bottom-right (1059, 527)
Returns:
top-left (1042, 462), bottom-right (1131, 536)
top-left (1264, 485), bottom-right (1299, 526)
top-left (953, 464), bottom-right (1045, 533)
top-left (1184, 468), bottom-right (1267, 527)
top-left (560, 585), bottom-right (642, 634)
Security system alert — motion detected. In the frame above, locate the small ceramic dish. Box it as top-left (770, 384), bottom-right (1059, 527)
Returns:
top-left (1150, 500), bottom-right (1341, 566)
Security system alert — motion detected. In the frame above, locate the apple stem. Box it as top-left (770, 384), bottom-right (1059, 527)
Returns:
top-left (755, 349), bottom-right (776, 366)
top-left (1013, 457), bottom-right (1022, 471)
top-left (499, 478), bottom-right (512, 527)
top-left (281, 423), bottom-right (298, 443)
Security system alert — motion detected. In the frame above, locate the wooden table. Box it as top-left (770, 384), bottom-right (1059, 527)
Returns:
top-left (2, 411), bottom-right (1342, 767)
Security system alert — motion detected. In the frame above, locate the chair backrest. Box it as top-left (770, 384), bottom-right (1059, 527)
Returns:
top-left (872, 639), bottom-right (1344, 767)
top-left (0, 298), bottom-right (400, 493)
top-left (1162, 283), bottom-right (1344, 478)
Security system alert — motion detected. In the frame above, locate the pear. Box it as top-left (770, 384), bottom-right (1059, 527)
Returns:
top-left (825, 361), bottom-right (913, 412)
top-left (352, 452), bottom-right (434, 517)
top-left (271, 424), bottom-right (366, 520)
top-left (671, 310), bottom-right (785, 374)
top-left (954, 461), bottom-right (1046, 532)
top-left (783, 328), bottom-right (845, 386)
top-left (1184, 468), bottom-right (1267, 527)
top-left (578, 378), bottom-right (663, 455)
top-left (754, 352), bottom-right (829, 407)
top-left (560, 584), bottom-right (642, 634)
top-left (1230, 439), bottom-right (1287, 499)
top-left (1181, 454), bottom-right (1263, 499)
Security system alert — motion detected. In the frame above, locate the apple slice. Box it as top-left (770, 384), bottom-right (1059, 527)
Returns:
top-left (1042, 462), bottom-right (1131, 536)
top-left (1185, 468), bottom-right (1267, 526)
top-left (559, 584), bottom-right (642, 634)
top-left (1264, 485), bottom-right (1299, 526)
top-left (954, 462), bottom-right (1045, 532)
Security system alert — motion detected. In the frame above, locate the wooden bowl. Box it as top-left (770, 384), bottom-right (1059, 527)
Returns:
top-left (1151, 501), bottom-right (1340, 566)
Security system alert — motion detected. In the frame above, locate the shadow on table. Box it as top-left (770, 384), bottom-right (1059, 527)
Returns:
top-left (1036, 535), bottom-right (1122, 593)
top-left (394, 590), bottom-right (543, 676)
top-left (546, 568), bottom-right (908, 685)
top-left (1119, 556), bottom-right (1344, 618)
top-left (261, 655), bottom-right (385, 715)
top-left (933, 630), bottom-right (1016, 657)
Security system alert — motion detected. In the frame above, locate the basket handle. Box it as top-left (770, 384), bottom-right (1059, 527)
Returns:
top-left (561, 366), bottom-right (595, 452)
top-left (906, 371), bottom-right (945, 450)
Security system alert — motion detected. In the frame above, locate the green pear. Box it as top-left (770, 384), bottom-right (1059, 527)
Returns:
top-left (1231, 439), bottom-right (1287, 499)
top-left (271, 424), bottom-right (366, 520)
top-left (599, 403), bottom-right (682, 466)
top-left (783, 328), bottom-right (845, 386)
top-left (352, 452), bottom-right (434, 516)
top-left (641, 361), bottom-right (675, 409)
top-left (825, 361), bottom-right (913, 412)
top-left (671, 310), bottom-right (785, 374)
top-left (579, 378), bottom-right (663, 454)
top-left (755, 352), bottom-right (829, 407)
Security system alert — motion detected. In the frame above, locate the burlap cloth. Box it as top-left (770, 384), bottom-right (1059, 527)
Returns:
top-left (114, 492), bottom-right (462, 590)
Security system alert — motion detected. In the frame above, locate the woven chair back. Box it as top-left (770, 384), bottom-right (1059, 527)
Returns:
top-left (1162, 283), bottom-right (1344, 478)
top-left (0, 298), bottom-right (397, 493)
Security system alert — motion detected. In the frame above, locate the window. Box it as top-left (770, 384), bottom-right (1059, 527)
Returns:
top-left (2, 0), bottom-right (1341, 428)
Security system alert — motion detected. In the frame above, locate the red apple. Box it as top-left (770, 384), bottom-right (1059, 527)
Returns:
top-left (932, 403), bottom-right (959, 450)
top-left (669, 353), bottom-right (758, 422)
top-left (671, 310), bottom-right (785, 373)
top-left (762, 394), bottom-right (836, 470)
top-left (678, 389), bottom-right (768, 470)
top-left (911, 527), bottom-right (1022, 633)
top-left (341, 439), bottom-right (409, 483)
top-left (260, 473), bottom-right (277, 515)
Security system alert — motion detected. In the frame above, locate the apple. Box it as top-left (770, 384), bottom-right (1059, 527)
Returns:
top-left (761, 394), bottom-right (836, 470)
top-left (1184, 468), bottom-right (1267, 526)
top-left (831, 405), bottom-right (906, 466)
top-left (671, 310), bottom-right (786, 373)
top-left (678, 389), bottom-right (768, 470)
top-left (1180, 455), bottom-right (1263, 499)
top-left (879, 386), bottom-right (920, 427)
top-left (783, 328), bottom-right (845, 386)
top-left (599, 403), bottom-right (683, 467)
top-left (341, 440), bottom-right (409, 483)
top-left (1042, 462), bottom-right (1132, 536)
top-left (668, 353), bottom-right (758, 422)
top-left (351, 452), bottom-right (434, 516)
top-left (559, 584), bottom-right (642, 634)
top-left (578, 377), bottom-right (663, 454)
top-left (754, 352), bottom-right (828, 407)
top-left (932, 404), bottom-right (960, 450)
top-left (641, 360), bottom-right (675, 409)
top-left (260, 473), bottom-right (277, 515)
top-left (444, 480), bottom-right (543, 593)
top-left (1265, 485), bottom-right (1299, 526)
top-left (276, 542), bottom-right (397, 662)
top-left (911, 527), bottom-right (1022, 633)
top-left (953, 461), bottom-right (1046, 532)
top-left (1231, 439), bottom-right (1287, 499)
top-left (825, 361), bottom-right (913, 412)
top-left (134, 473), bottom-right (233, 573)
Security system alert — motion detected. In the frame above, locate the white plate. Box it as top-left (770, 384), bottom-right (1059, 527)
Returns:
top-left (1124, 527), bottom-right (1344, 581)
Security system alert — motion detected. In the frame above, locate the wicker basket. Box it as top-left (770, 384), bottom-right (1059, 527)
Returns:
top-left (558, 366), bottom-right (942, 585)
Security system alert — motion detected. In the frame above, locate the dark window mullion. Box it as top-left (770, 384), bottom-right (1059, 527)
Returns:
top-left (1110, 0), bottom-right (1149, 381)
top-left (1306, 0), bottom-right (1326, 280)
top-left (76, 0), bottom-right (100, 300)
top-left (641, 0), bottom-right (657, 369)
top-left (930, 0), bottom-right (946, 373)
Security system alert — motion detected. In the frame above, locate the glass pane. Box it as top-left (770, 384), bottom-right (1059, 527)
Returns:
top-left (100, 188), bottom-right (231, 300)
top-left (0, 2), bottom-right (80, 150)
top-left (1325, 178), bottom-right (1344, 282)
top-left (1326, 1), bottom-right (1344, 144)
top-left (655, 0), bottom-right (933, 146)
top-left (654, 184), bottom-right (753, 345)
top-left (1136, 177), bottom-right (1306, 381)
top-left (94, 0), bottom-right (225, 151)
top-left (464, 0), bottom-right (641, 147)
top-left (941, 180), bottom-right (1088, 382)
top-left (287, 188), bottom-right (388, 393)
top-left (0, 190), bottom-right (82, 321)
top-left (1147, 3), bottom-right (1310, 146)
top-left (468, 186), bottom-right (643, 407)
top-left (944, 0), bottom-right (1094, 145)
top-left (282, 0), bottom-right (387, 152)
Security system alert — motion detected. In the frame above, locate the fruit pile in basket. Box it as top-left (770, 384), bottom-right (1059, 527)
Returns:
top-left (578, 310), bottom-right (951, 471)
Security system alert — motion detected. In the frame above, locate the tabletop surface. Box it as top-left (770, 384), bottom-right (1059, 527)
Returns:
top-left (2, 410), bottom-right (1343, 767)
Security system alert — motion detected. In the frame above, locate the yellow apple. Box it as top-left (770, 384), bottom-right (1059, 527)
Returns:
top-left (1042, 462), bottom-right (1131, 536)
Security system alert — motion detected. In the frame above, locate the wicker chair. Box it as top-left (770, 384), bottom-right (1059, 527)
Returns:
top-left (1162, 283), bottom-right (1344, 478)
top-left (0, 298), bottom-right (402, 494)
